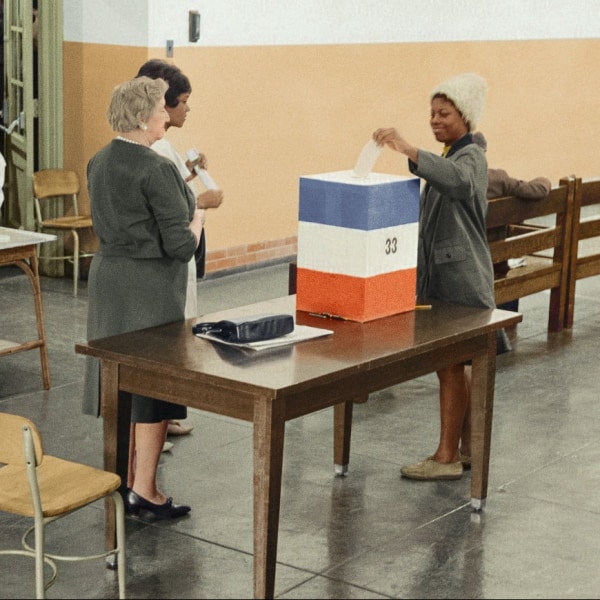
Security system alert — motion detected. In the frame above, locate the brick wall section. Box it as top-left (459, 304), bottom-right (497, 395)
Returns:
top-left (204, 236), bottom-right (298, 276)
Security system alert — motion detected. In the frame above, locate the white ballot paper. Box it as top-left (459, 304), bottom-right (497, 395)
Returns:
top-left (352, 139), bottom-right (383, 178)
top-left (195, 324), bottom-right (333, 351)
top-left (186, 148), bottom-right (219, 190)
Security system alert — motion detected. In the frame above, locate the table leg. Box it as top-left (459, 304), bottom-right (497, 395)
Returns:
top-left (116, 391), bottom-right (133, 496)
top-left (127, 422), bottom-right (136, 489)
top-left (15, 252), bottom-right (51, 390)
top-left (253, 397), bottom-right (285, 600)
top-left (101, 361), bottom-right (131, 551)
top-left (29, 252), bottom-right (51, 390)
top-left (469, 332), bottom-right (497, 511)
top-left (333, 400), bottom-right (357, 475)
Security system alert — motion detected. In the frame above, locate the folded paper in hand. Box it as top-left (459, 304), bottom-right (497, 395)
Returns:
top-left (192, 313), bottom-right (294, 344)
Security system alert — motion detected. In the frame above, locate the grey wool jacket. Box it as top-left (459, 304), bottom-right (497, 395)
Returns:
top-left (82, 139), bottom-right (197, 417)
top-left (409, 140), bottom-right (496, 310)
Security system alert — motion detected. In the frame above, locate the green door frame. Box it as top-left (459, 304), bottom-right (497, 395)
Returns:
top-left (3, 0), bottom-right (63, 273)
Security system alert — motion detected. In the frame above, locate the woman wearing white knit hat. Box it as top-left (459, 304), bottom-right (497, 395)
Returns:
top-left (373, 72), bottom-right (497, 481)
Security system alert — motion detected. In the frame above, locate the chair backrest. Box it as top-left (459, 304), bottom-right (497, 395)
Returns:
top-left (0, 412), bottom-right (43, 467)
top-left (32, 169), bottom-right (82, 224)
top-left (33, 169), bottom-right (80, 199)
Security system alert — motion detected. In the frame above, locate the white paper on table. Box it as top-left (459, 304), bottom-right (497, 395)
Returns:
top-left (194, 324), bottom-right (333, 351)
top-left (352, 139), bottom-right (383, 178)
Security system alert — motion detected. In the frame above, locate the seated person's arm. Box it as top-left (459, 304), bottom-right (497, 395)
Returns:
top-left (488, 168), bottom-right (552, 200)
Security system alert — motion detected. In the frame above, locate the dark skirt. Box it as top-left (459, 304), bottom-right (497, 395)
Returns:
top-left (83, 253), bottom-right (188, 423)
top-left (131, 396), bottom-right (186, 424)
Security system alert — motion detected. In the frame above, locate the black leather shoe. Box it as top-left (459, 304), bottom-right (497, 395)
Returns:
top-left (126, 489), bottom-right (191, 519)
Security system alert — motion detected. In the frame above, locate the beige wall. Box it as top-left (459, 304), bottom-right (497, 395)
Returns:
top-left (64, 39), bottom-right (600, 271)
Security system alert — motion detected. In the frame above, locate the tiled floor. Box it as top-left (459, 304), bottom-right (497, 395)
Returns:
top-left (1, 260), bottom-right (600, 599)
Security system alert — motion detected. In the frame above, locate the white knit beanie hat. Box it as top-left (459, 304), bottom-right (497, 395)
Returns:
top-left (430, 72), bottom-right (487, 131)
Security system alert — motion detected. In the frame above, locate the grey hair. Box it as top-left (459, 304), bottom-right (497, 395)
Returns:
top-left (107, 76), bottom-right (168, 133)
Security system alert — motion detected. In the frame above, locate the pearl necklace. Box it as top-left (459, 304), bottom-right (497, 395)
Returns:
top-left (116, 135), bottom-right (144, 146)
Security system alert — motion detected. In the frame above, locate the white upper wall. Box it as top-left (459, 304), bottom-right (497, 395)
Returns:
top-left (64, 0), bottom-right (600, 46)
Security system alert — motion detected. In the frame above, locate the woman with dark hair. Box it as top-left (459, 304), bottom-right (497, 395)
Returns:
top-left (374, 73), bottom-right (505, 482)
top-left (135, 59), bottom-right (223, 286)
top-left (135, 59), bottom-right (224, 440)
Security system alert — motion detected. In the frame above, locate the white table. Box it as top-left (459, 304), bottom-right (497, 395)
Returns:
top-left (0, 227), bottom-right (57, 389)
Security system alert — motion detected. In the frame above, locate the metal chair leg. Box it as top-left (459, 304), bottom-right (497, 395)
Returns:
top-left (113, 491), bottom-right (127, 599)
top-left (72, 231), bottom-right (79, 297)
top-left (35, 519), bottom-right (45, 599)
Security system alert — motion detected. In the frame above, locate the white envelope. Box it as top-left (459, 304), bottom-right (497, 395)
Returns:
top-left (352, 139), bottom-right (383, 178)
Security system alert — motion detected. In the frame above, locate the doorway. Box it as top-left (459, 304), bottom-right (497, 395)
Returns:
top-left (2, 0), bottom-right (63, 232)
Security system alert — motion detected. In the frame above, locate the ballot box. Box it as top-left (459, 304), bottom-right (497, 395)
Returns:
top-left (296, 170), bottom-right (420, 322)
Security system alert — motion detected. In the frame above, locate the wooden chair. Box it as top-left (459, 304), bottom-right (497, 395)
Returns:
top-left (0, 412), bottom-right (126, 599)
top-left (486, 176), bottom-right (576, 332)
top-left (32, 169), bottom-right (94, 297)
top-left (564, 177), bottom-right (600, 328)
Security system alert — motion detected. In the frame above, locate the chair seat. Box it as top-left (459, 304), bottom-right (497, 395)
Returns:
top-left (0, 411), bottom-right (125, 598)
top-left (0, 456), bottom-right (121, 518)
top-left (40, 216), bottom-right (93, 230)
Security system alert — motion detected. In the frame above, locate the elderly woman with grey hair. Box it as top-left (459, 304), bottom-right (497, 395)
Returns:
top-left (83, 77), bottom-right (205, 518)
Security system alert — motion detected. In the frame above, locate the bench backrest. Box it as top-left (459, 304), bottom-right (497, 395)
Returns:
top-left (486, 176), bottom-right (576, 332)
top-left (564, 177), bottom-right (600, 328)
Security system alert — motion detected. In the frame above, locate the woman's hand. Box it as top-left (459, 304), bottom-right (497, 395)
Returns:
top-left (194, 207), bottom-right (207, 224)
top-left (373, 127), bottom-right (407, 152)
top-left (185, 152), bottom-right (207, 175)
top-left (372, 127), bottom-right (418, 163)
top-left (197, 189), bottom-right (223, 210)
top-left (190, 208), bottom-right (206, 244)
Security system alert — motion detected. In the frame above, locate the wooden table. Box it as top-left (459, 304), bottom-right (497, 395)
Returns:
top-left (0, 227), bottom-right (57, 390)
top-left (75, 295), bottom-right (521, 599)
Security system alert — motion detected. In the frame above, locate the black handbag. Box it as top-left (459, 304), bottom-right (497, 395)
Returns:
top-left (195, 229), bottom-right (206, 279)
top-left (192, 313), bottom-right (294, 344)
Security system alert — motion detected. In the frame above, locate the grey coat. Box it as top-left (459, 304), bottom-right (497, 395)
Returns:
top-left (82, 139), bottom-right (197, 417)
top-left (409, 141), bottom-right (496, 309)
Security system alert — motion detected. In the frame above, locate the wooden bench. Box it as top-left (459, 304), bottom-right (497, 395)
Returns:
top-left (564, 177), bottom-right (600, 328)
top-left (486, 176), bottom-right (576, 332)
